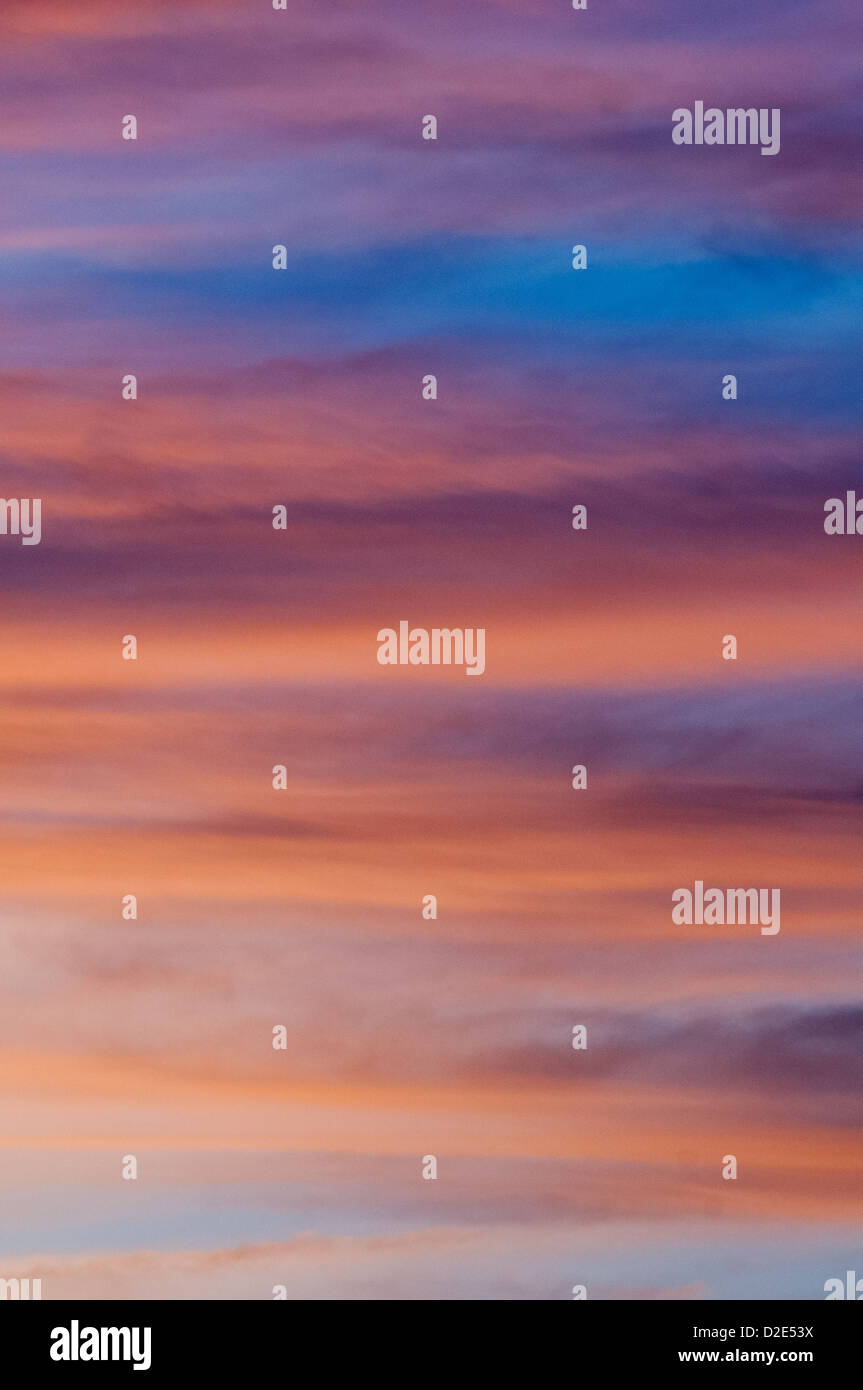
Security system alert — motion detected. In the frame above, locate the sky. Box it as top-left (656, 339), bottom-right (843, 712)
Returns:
top-left (0, 0), bottom-right (861, 1300)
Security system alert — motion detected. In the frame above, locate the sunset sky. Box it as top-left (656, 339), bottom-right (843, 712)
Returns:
top-left (0, 0), bottom-right (861, 1299)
